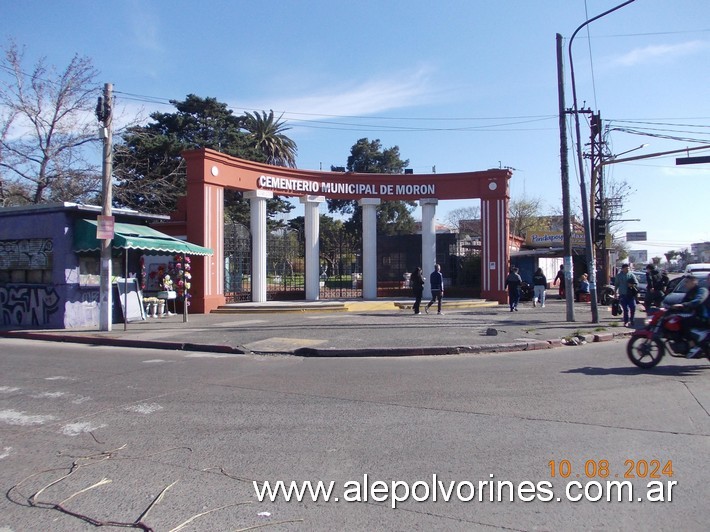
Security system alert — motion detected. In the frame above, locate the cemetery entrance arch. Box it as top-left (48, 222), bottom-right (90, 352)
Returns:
top-left (164, 148), bottom-right (511, 313)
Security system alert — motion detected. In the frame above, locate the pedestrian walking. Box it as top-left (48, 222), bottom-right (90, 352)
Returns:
top-left (644, 263), bottom-right (663, 310)
top-left (553, 264), bottom-right (565, 299)
top-left (613, 263), bottom-right (639, 327)
top-left (532, 267), bottom-right (547, 307)
top-left (505, 266), bottom-right (523, 312)
top-left (425, 264), bottom-right (444, 314)
top-left (410, 267), bottom-right (425, 314)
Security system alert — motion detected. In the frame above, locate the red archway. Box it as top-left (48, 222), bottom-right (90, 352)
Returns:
top-left (160, 148), bottom-right (512, 312)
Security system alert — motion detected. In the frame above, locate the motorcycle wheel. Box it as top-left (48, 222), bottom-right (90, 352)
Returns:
top-left (627, 336), bottom-right (664, 369)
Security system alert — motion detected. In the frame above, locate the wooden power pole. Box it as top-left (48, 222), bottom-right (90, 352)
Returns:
top-left (98, 83), bottom-right (114, 331)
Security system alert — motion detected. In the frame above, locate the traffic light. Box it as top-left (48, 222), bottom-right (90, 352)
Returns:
top-left (593, 219), bottom-right (607, 243)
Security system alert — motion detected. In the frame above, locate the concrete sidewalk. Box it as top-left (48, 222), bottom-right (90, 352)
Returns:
top-left (0, 296), bottom-right (636, 356)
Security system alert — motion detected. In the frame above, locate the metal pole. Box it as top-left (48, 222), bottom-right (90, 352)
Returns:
top-left (183, 252), bottom-right (189, 323)
top-left (568, 0), bottom-right (636, 323)
top-left (123, 249), bottom-right (128, 331)
top-left (99, 83), bottom-right (114, 331)
top-left (556, 33), bottom-right (575, 321)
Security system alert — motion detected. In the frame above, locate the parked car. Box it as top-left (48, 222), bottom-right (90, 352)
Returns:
top-left (662, 273), bottom-right (709, 307)
top-left (664, 275), bottom-right (683, 294)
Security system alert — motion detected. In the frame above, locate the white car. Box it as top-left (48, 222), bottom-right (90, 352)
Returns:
top-left (685, 263), bottom-right (710, 275)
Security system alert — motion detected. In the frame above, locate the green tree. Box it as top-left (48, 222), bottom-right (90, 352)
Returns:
top-left (678, 248), bottom-right (692, 268)
top-left (0, 41), bottom-right (100, 205)
top-left (289, 214), bottom-right (354, 277)
top-left (664, 250), bottom-right (678, 266)
top-left (113, 95), bottom-right (293, 227)
top-left (327, 138), bottom-right (414, 236)
top-left (243, 110), bottom-right (297, 168)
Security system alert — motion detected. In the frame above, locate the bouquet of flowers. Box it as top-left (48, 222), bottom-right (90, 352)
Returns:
top-left (139, 257), bottom-right (147, 290)
top-left (161, 273), bottom-right (173, 291)
top-left (172, 255), bottom-right (192, 302)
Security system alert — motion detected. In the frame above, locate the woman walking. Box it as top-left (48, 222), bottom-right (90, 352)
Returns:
top-left (532, 267), bottom-right (547, 308)
top-left (410, 267), bottom-right (425, 314)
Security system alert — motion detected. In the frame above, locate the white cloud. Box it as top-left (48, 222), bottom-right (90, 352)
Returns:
top-left (127, 0), bottom-right (164, 54)
top-left (236, 66), bottom-right (440, 118)
top-left (611, 40), bottom-right (708, 67)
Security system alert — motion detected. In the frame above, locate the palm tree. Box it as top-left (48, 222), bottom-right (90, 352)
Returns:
top-left (242, 110), bottom-right (297, 168)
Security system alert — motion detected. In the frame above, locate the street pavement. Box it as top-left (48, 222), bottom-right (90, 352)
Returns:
top-left (1, 295), bottom-right (639, 357)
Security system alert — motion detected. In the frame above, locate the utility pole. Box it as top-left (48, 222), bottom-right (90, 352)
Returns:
top-left (97, 83), bottom-right (114, 331)
top-left (589, 111), bottom-right (609, 286)
top-left (556, 33), bottom-right (575, 321)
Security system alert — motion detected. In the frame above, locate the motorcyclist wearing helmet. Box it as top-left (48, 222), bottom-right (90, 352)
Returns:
top-left (671, 274), bottom-right (709, 358)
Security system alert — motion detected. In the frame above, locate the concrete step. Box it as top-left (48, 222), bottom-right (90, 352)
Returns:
top-left (211, 298), bottom-right (499, 314)
top-left (394, 299), bottom-right (499, 310)
top-left (211, 302), bottom-right (349, 313)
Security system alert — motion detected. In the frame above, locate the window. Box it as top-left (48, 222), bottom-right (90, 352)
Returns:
top-left (78, 256), bottom-right (124, 286)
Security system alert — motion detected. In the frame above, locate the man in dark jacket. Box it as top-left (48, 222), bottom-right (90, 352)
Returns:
top-left (505, 266), bottom-right (523, 312)
top-left (553, 264), bottom-right (565, 299)
top-left (644, 264), bottom-right (663, 310)
top-left (425, 264), bottom-right (444, 315)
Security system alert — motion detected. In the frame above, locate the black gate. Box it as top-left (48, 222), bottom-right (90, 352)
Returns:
top-left (267, 228), bottom-right (305, 300)
top-left (224, 222), bottom-right (251, 302)
top-left (225, 222), bottom-right (481, 302)
top-left (377, 233), bottom-right (481, 298)
top-left (319, 229), bottom-right (362, 298)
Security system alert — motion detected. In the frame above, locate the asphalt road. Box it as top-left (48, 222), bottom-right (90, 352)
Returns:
top-left (1, 337), bottom-right (708, 531)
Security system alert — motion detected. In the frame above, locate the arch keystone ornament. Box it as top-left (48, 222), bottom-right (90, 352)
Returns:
top-left (163, 149), bottom-right (512, 312)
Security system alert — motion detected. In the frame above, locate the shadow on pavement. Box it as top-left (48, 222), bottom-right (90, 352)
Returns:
top-left (563, 364), bottom-right (710, 377)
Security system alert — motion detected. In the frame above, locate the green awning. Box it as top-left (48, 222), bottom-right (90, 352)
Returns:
top-left (74, 219), bottom-right (213, 256)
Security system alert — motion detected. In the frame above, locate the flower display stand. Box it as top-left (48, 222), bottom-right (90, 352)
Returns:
top-left (157, 290), bottom-right (178, 316)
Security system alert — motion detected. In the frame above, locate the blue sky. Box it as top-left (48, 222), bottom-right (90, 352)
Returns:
top-left (2, 0), bottom-right (709, 261)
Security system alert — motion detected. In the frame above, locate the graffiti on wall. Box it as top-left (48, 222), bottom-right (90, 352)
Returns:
top-left (0, 284), bottom-right (60, 326)
top-left (0, 238), bottom-right (53, 269)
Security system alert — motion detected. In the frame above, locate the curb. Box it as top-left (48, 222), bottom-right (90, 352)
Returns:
top-left (294, 339), bottom-right (556, 358)
top-left (0, 331), bottom-right (246, 355)
top-left (1, 329), bottom-right (633, 358)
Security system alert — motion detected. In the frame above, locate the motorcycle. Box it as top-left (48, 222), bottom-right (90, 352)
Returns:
top-left (627, 308), bottom-right (709, 368)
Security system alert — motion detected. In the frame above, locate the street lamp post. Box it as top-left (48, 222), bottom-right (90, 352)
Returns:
top-left (568, 0), bottom-right (636, 323)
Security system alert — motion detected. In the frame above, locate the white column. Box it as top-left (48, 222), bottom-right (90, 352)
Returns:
top-left (420, 198), bottom-right (438, 298)
top-left (300, 195), bottom-right (325, 301)
top-left (245, 190), bottom-right (273, 302)
top-left (359, 198), bottom-right (381, 300)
